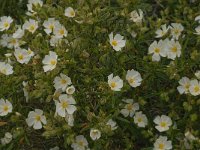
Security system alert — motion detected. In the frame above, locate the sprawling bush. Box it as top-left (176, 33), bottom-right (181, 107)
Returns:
top-left (0, 0), bottom-right (200, 149)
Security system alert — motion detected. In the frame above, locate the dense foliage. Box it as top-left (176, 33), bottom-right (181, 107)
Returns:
top-left (0, 0), bottom-right (200, 149)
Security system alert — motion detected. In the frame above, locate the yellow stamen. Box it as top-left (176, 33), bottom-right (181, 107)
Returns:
top-left (50, 60), bottom-right (56, 65)
top-left (127, 104), bottom-right (133, 111)
top-left (35, 115), bottom-right (41, 121)
top-left (61, 101), bottom-right (68, 109)
top-left (154, 48), bottom-right (160, 53)
top-left (78, 141), bottom-right (84, 146)
top-left (129, 78), bottom-right (135, 84)
top-left (184, 84), bottom-right (190, 89)
top-left (61, 79), bottom-right (67, 84)
top-left (110, 82), bottom-right (116, 88)
top-left (158, 143), bottom-right (164, 149)
top-left (111, 40), bottom-right (118, 46)
top-left (160, 122), bottom-right (166, 127)
top-left (171, 46), bottom-right (177, 52)
top-left (137, 118), bottom-right (142, 122)
top-left (49, 24), bottom-right (54, 30)
top-left (4, 22), bottom-right (9, 28)
top-left (3, 105), bottom-right (8, 112)
top-left (18, 54), bottom-right (24, 60)
top-left (70, 11), bottom-right (75, 16)
top-left (194, 86), bottom-right (200, 93)
top-left (174, 29), bottom-right (180, 35)
top-left (29, 25), bottom-right (35, 31)
top-left (59, 29), bottom-right (64, 35)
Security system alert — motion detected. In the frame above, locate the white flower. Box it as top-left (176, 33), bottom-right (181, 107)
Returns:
top-left (66, 85), bottom-right (75, 95)
top-left (90, 129), bottom-right (101, 141)
top-left (71, 135), bottom-right (89, 150)
top-left (42, 51), bottom-right (58, 72)
top-left (194, 26), bottom-right (200, 35)
top-left (177, 77), bottom-right (191, 94)
top-left (0, 34), bottom-right (9, 47)
top-left (120, 99), bottom-right (139, 117)
top-left (14, 48), bottom-right (32, 64)
top-left (154, 115), bottom-right (172, 132)
top-left (26, 109), bottom-right (47, 130)
top-left (50, 146), bottom-right (59, 150)
top-left (108, 73), bottom-right (123, 91)
top-left (126, 69), bottom-right (142, 87)
top-left (195, 70), bottom-right (200, 79)
top-left (166, 40), bottom-right (181, 60)
top-left (170, 23), bottom-right (184, 40)
top-left (5, 53), bottom-right (12, 64)
top-left (53, 73), bottom-right (72, 91)
top-left (134, 111), bottom-right (148, 128)
top-left (106, 119), bottom-right (118, 130)
top-left (109, 32), bottom-right (126, 51)
top-left (1, 132), bottom-right (12, 145)
top-left (0, 34), bottom-right (20, 49)
top-left (43, 18), bottom-right (60, 35)
top-left (65, 113), bottom-right (74, 126)
top-left (185, 131), bottom-right (197, 141)
top-left (13, 26), bottom-right (24, 38)
top-left (53, 24), bottom-right (68, 38)
top-left (0, 62), bottom-right (13, 75)
top-left (130, 9), bottom-right (143, 23)
top-left (50, 35), bottom-right (62, 47)
top-left (65, 7), bottom-right (76, 18)
top-left (155, 24), bottom-right (169, 38)
top-left (23, 81), bottom-right (29, 102)
top-left (56, 94), bottom-right (77, 117)
top-left (0, 16), bottom-right (13, 31)
top-left (26, 0), bottom-right (43, 15)
top-left (189, 79), bottom-right (200, 96)
top-left (27, 48), bottom-right (35, 57)
top-left (0, 99), bottom-right (12, 116)
top-left (154, 136), bottom-right (172, 150)
top-left (148, 40), bottom-right (167, 61)
top-left (23, 19), bottom-right (38, 33)
top-left (195, 15), bottom-right (200, 23)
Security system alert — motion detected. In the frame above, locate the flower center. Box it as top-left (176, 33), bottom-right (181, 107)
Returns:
top-left (29, 25), bottom-right (35, 31)
top-left (127, 104), bottom-right (133, 111)
top-left (194, 86), bottom-right (200, 93)
top-left (160, 122), bottom-right (166, 127)
top-left (1, 69), bottom-right (7, 74)
top-left (137, 118), bottom-right (142, 122)
top-left (129, 78), bottom-right (135, 84)
top-left (18, 54), bottom-right (24, 60)
top-left (11, 39), bottom-right (17, 44)
top-left (59, 29), bottom-right (64, 35)
top-left (4, 22), bottom-right (9, 28)
top-left (61, 101), bottom-right (68, 109)
top-left (158, 143), bottom-right (164, 149)
top-left (78, 141), bottom-right (84, 146)
top-left (185, 84), bottom-right (190, 89)
top-left (35, 115), bottom-right (41, 121)
top-left (28, 50), bottom-right (32, 55)
top-left (171, 46), bottom-right (177, 52)
top-left (110, 82), bottom-right (116, 88)
top-left (61, 79), bottom-right (67, 84)
top-left (174, 29), bottom-right (180, 35)
top-left (50, 60), bottom-right (56, 65)
top-left (111, 40), bottom-right (118, 46)
top-left (70, 11), bottom-right (75, 16)
top-left (49, 24), bottom-right (54, 30)
top-left (154, 48), bottom-right (160, 53)
top-left (3, 105), bottom-right (8, 112)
